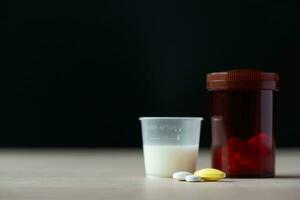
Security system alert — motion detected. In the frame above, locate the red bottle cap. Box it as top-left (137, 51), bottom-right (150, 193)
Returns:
top-left (207, 69), bottom-right (279, 91)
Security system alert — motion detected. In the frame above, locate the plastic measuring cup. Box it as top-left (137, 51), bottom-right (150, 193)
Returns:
top-left (139, 117), bottom-right (203, 177)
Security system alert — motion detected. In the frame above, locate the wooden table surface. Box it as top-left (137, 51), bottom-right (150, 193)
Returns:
top-left (0, 149), bottom-right (299, 200)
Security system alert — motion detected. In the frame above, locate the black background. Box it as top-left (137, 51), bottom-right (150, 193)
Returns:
top-left (1, 0), bottom-right (299, 147)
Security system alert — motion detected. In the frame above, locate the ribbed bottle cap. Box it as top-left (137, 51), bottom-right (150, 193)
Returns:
top-left (207, 69), bottom-right (279, 91)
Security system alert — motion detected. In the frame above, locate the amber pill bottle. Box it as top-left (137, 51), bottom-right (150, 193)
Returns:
top-left (207, 69), bottom-right (279, 178)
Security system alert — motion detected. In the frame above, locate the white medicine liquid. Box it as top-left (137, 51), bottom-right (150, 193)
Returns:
top-left (143, 145), bottom-right (198, 177)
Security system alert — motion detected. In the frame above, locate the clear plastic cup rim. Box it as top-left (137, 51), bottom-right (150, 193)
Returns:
top-left (139, 117), bottom-right (203, 121)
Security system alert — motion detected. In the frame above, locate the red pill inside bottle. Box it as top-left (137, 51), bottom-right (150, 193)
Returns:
top-left (207, 69), bottom-right (279, 178)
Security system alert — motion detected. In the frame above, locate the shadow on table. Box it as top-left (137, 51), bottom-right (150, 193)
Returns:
top-left (275, 174), bottom-right (300, 179)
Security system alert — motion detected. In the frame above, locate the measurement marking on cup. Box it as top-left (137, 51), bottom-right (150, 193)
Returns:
top-left (177, 135), bottom-right (181, 140)
top-left (150, 137), bottom-right (160, 140)
top-left (166, 135), bottom-right (182, 141)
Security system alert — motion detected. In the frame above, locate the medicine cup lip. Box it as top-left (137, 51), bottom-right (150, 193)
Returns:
top-left (139, 117), bottom-right (203, 121)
